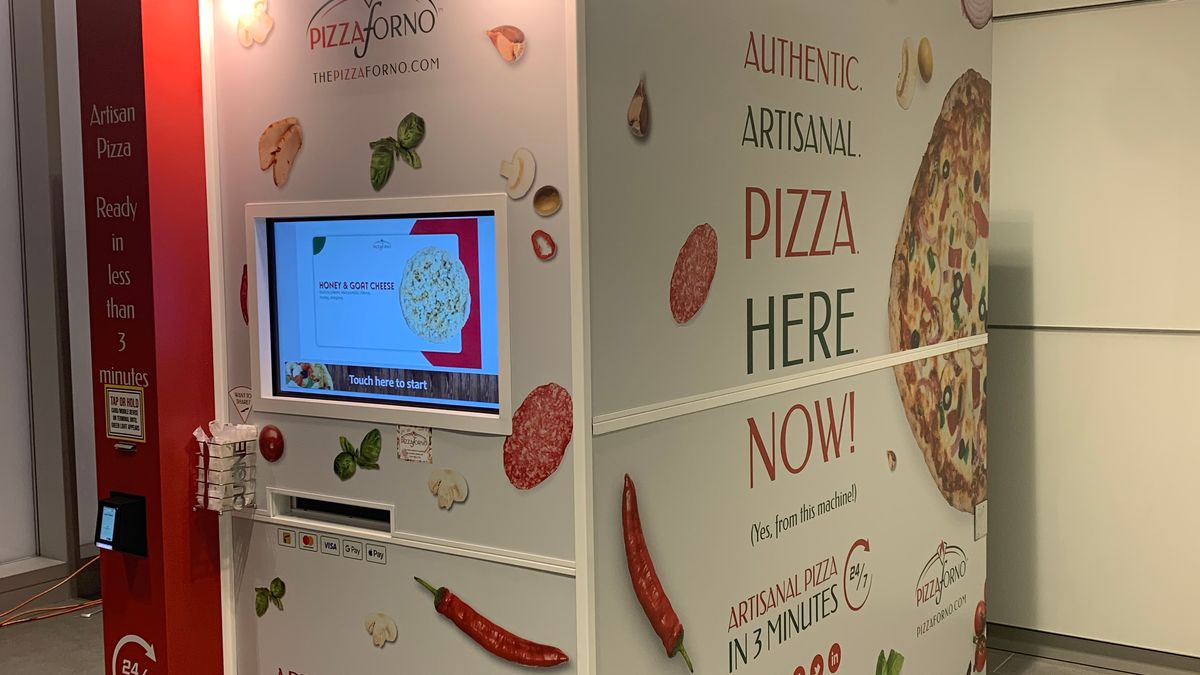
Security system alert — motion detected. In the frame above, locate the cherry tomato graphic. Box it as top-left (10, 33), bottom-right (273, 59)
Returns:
top-left (828, 643), bottom-right (842, 673)
top-left (974, 600), bottom-right (987, 636)
top-left (259, 425), bottom-right (285, 462)
top-left (974, 636), bottom-right (987, 672)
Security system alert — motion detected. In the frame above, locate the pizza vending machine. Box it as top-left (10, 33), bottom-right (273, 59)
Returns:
top-left (203, 0), bottom-right (992, 673)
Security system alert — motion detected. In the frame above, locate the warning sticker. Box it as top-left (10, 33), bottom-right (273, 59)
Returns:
top-left (105, 384), bottom-right (145, 442)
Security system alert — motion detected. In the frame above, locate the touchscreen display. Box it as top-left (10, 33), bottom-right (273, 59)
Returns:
top-left (97, 505), bottom-right (117, 548)
top-left (267, 212), bottom-right (500, 413)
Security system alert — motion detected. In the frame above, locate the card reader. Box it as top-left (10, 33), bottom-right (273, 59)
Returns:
top-left (95, 492), bottom-right (148, 557)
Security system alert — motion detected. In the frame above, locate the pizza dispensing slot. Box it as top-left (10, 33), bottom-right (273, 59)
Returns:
top-left (268, 490), bottom-right (393, 534)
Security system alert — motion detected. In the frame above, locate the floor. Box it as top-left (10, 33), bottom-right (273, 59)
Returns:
top-left (990, 649), bottom-right (1131, 674)
top-left (0, 602), bottom-right (104, 675)
top-left (0, 607), bottom-right (1132, 674)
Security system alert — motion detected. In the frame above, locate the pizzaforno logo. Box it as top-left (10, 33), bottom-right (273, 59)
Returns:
top-left (914, 540), bottom-right (967, 607)
top-left (307, 0), bottom-right (439, 59)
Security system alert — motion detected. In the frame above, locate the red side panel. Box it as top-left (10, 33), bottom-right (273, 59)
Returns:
top-left (141, 1), bottom-right (221, 671)
top-left (76, 0), bottom-right (220, 671)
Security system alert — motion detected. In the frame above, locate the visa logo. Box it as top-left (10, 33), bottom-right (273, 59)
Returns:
top-left (319, 535), bottom-right (341, 555)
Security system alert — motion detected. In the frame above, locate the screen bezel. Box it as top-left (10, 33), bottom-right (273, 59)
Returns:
top-left (245, 196), bottom-right (511, 435)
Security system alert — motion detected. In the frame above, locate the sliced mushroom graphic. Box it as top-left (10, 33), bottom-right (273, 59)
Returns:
top-left (237, 0), bottom-right (274, 47)
top-left (486, 25), bottom-right (526, 63)
top-left (499, 148), bottom-right (536, 199)
top-left (427, 468), bottom-right (468, 510)
top-left (258, 117), bottom-right (302, 187)
top-left (364, 613), bottom-right (398, 648)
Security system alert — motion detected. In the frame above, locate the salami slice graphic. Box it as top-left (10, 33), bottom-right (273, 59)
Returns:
top-left (669, 223), bottom-right (717, 324)
top-left (503, 383), bottom-right (573, 490)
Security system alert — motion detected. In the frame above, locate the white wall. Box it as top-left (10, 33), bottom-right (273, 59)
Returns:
top-left (53, 0), bottom-right (97, 549)
top-left (990, 0), bottom-right (1200, 657)
top-left (0, 0), bottom-right (39, 565)
top-left (995, 0), bottom-right (1131, 17)
top-left (989, 330), bottom-right (1200, 654)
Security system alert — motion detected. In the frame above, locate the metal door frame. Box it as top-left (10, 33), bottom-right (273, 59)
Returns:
top-left (0, 0), bottom-right (81, 606)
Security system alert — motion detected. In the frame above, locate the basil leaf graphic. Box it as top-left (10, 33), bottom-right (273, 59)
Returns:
top-left (312, 236), bottom-right (327, 255)
top-left (254, 588), bottom-right (269, 617)
top-left (334, 451), bottom-right (357, 481)
top-left (359, 429), bottom-right (382, 464)
top-left (397, 147), bottom-right (421, 170)
top-left (270, 596), bottom-right (284, 612)
top-left (369, 137), bottom-right (398, 151)
top-left (396, 112), bottom-right (425, 149)
top-left (369, 141), bottom-right (396, 191)
top-left (269, 577), bottom-right (286, 599)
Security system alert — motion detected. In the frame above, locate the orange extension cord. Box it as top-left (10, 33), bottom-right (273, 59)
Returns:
top-left (0, 557), bottom-right (102, 629)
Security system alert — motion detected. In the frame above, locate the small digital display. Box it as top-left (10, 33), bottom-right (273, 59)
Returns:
top-left (97, 505), bottom-right (117, 549)
top-left (267, 212), bottom-right (500, 414)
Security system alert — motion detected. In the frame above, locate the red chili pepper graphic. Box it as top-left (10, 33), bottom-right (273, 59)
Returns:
top-left (240, 264), bottom-right (249, 326)
top-left (622, 474), bottom-right (693, 672)
top-left (415, 577), bottom-right (569, 668)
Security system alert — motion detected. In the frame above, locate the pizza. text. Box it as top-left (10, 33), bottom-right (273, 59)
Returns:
top-left (745, 187), bottom-right (857, 260)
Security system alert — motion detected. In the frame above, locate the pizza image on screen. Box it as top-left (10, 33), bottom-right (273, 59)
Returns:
top-left (285, 362), bottom-right (333, 390)
top-left (399, 246), bottom-right (471, 343)
top-left (888, 69), bottom-right (990, 513)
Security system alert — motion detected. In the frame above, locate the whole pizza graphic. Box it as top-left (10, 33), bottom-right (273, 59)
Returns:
top-left (888, 69), bottom-right (990, 513)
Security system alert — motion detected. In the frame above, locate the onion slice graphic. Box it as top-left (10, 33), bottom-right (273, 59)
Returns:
top-left (962, 0), bottom-right (992, 29)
